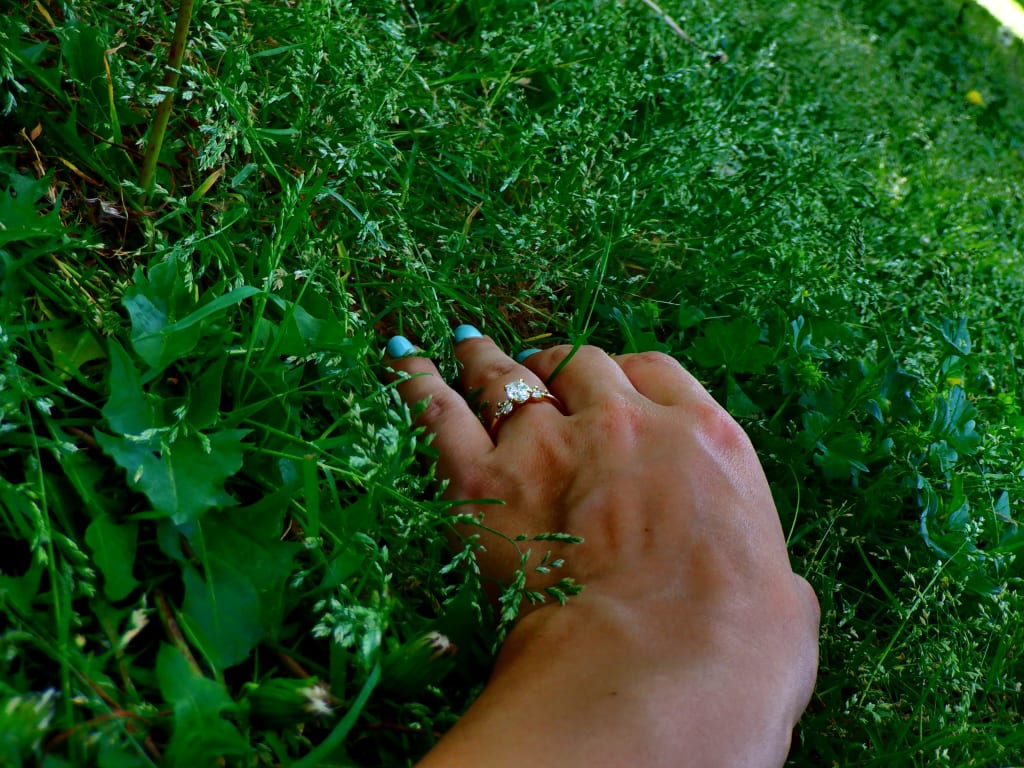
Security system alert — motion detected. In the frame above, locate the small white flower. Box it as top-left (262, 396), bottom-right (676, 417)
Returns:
top-left (301, 683), bottom-right (333, 717)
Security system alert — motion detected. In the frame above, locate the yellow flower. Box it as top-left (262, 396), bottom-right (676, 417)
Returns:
top-left (966, 89), bottom-right (985, 106)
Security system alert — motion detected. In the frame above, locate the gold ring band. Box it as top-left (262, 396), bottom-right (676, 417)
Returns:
top-left (488, 379), bottom-right (563, 438)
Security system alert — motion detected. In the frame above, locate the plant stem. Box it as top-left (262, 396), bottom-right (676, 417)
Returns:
top-left (139, 0), bottom-right (196, 198)
top-left (638, 0), bottom-right (697, 45)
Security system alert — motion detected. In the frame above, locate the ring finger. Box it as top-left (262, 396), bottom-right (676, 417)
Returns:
top-left (453, 325), bottom-right (565, 438)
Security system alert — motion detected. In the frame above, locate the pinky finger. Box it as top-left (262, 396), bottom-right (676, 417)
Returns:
top-left (385, 337), bottom-right (494, 476)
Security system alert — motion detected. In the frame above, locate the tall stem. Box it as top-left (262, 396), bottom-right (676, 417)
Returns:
top-left (638, 0), bottom-right (696, 45)
top-left (139, 0), bottom-right (196, 198)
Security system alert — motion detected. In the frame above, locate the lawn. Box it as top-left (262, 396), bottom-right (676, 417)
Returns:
top-left (2, 0), bottom-right (1023, 765)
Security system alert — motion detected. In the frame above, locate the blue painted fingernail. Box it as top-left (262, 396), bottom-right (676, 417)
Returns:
top-left (453, 324), bottom-right (482, 343)
top-left (515, 348), bottom-right (542, 362)
top-left (386, 335), bottom-right (416, 358)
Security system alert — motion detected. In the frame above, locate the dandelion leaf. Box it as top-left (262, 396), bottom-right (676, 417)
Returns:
top-left (180, 507), bottom-right (299, 671)
top-left (95, 430), bottom-right (248, 526)
top-left (156, 644), bottom-right (248, 765)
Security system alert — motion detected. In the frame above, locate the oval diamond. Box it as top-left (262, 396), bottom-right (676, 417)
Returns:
top-left (505, 379), bottom-right (533, 403)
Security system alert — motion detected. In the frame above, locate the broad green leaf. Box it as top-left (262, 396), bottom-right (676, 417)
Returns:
top-left (928, 386), bottom-right (980, 457)
top-left (156, 518), bottom-right (186, 561)
top-left (194, 511), bottom-right (300, 647)
top-left (95, 430), bottom-right (248, 526)
top-left (688, 318), bottom-right (774, 373)
top-left (163, 286), bottom-right (262, 334)
top-left (122, 287), bottom-right (170, 338)
top-left (998, 524), bottom-right (1024, 553)
top-left (603, 304), bottom-right (670, 354)
top-left (46, 325), bottom-right (105, 378)
top-left (124, 264), bottom-right (260, 371)
top-left (725, 374), bottom-right (761, 418)
top-left (122, 258), bottom-right (195, 371)
top-left (815, 432), bottom-right (870, 481)
top-left (183, 514), bottom-right (299, 671)
top-left (0, 556), bottom-right (43, 614)
top-left (270, 297), bottom-right (324, 356)
top-left (170, 492), bottom-right (301, 671)
top-left (927, 440), bottom-right (960, 474)
top-left (156, 644), bottom-right (248, 766)
top-left (874, 360), bottom-right (920, 421)
top-left (181, 562), bottom-right (264, 672)
top-left (57, 21), bottom-right (109, 121)
top-left (123, 285), bottom-right (201, 373)
top-left (676, 303), bottom-right (705, 332)
top-left (994, 491), bottom-right (1011, 521)
top-left (96, 740), bottom-right (150, 768)
top-left (229, 480), bottom-right (300, 540)
top-left (59, 450), bottom-right (115, 518)
top-left (915, 473), bottom-right (940, 519)
top-left (102, 341), bottom-right (155, 436)
top-left (123, 259), bottom-right (179, 336)
top-left (189, 355), bottom-right (227, 429)
top-left (936, 317), bottom-right (971, 356)
top-left (797, 410), bottom-right (830, 449)
top-left (436, 578), bottom-right (489, 654)
top-left (321, 547), bottom-right (366, 591)
top-left (0, 169), bottom-right (63, 246)
top-left (84, 516), bottom-right (139, 601)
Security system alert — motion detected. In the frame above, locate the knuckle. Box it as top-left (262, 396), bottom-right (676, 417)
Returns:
top-left (472, 358), bottom-right (521, 387)
top-left (587, 394), bottom-right (647, 446)
top-left (577, 344), bottom-right (616, 367)
top-left (618, 351), bottom-right (685, 384)
top-left (629, 350), bottom-right (681, 370)
top-left (792, 574), bottom-right (822, 627)
top-left (692, 399), bottom-right (751, 452)
top-left (418, 388), bottom-right (466, 427)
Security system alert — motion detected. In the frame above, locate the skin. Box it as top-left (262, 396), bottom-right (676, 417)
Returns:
top-left (388, 332), bottom-right (820, 767)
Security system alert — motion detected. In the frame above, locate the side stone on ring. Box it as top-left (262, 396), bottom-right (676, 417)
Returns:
top-left (488, 379), bottom-right (562, 437)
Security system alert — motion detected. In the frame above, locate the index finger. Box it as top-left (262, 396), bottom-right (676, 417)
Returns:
top-left (385, 336), bottom-right (494, 476)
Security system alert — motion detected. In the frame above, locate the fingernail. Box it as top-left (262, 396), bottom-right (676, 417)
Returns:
top-left (453, 324), bottom-right (482, 343)
top-left (515, 348), bottom-right (541, 362)
top-left (386, 335), bottom-right (416, 358)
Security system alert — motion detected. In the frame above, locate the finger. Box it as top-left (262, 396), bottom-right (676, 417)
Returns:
top-left (453, 327), bottom-right (564, 425)
top-left (613, 352), bottom-right (704, 407)
top-left (385, 336), bottom-right (493, 472)
top-left (517, 344), bottom-right (635, 411)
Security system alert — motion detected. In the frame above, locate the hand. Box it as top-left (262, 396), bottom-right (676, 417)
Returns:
top-left (387, 327), bottom-right (820, 768)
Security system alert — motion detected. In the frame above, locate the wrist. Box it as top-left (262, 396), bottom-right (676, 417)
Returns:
top-left (485, 592), bottom-right (802, 766)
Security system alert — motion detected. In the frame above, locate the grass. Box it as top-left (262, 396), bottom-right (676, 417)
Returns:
top-left (1, 0), bottom-right (1023, 765)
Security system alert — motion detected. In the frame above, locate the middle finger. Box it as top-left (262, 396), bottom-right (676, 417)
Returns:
top-left (519, 344), bottom-right (637, 412)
